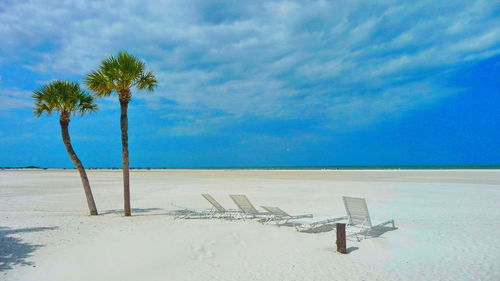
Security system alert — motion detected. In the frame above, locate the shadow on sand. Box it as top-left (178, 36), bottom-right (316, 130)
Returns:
top-left (163, 209), bottom-right (219, 219)
top-left (102, 207), bottom-right (217, 218)
top-left (346, 246), bottom-right (359, 253)
top-left (365, 225), bottom-right (399, 238)
top-left (0, 226), bottom-right (58, 272)
top-left (346, 225), bottom-right (399, 241)
top-left (298, 224), bottom-right (336, 233)
top-left (290, 222), bottom-right (398, 240)
top-left (100, 208), bottom-right (165, 216)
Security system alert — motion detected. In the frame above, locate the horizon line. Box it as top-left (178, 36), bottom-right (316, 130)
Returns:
top-left (2, 164), bottom-right (500, 170)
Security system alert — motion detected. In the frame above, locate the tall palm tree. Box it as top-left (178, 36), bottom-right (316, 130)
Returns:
top-left (84, 51), bottom-right (157, 216)
top-left (33, 80), bottom-right (99, 215)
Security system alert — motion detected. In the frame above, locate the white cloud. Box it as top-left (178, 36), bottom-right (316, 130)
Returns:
top-left (0, 87), bottom-right (32, 111)
top-left (0, 0), bottom-right (498, 134)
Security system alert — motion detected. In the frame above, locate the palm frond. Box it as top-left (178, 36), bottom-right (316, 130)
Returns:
top-left (76, 90), bottom-right (99, 115)
top-left (84, 70), bottom-right (114, 97)
top-left (32, 80), bottom-right (98, 118)
top-left (85, 51), bottom-right (157, 97)
top-left (136, 71), bottom-right (157, 92)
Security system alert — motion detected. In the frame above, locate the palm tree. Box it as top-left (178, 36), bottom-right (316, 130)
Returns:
top-left (84, 51), bottom-right (157, 216)
top-left (33, 80), bottom-right (99, 215)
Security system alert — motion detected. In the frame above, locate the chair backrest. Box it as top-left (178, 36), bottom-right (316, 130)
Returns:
top-left (202, 194), bottom-right (226, 212)
top-left (230, 195), bottom-right (259, 214)
top-left (343, 196), bottom-right (372, 227)
top-left (261, 206), bottom-right (290, 217)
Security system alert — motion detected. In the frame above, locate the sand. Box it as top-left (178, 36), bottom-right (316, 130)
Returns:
top-left (1, 169), bottom-right (499, 281)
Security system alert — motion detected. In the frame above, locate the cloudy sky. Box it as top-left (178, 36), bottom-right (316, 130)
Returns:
top-left (0, 0), bottom-right (499, 168)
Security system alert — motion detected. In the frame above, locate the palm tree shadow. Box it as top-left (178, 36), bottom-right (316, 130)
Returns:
top-left (163, 209), bottom-right (219, 219)
top-left (100, 208), bottom-right (165, 216)
top-left (0, 226), bottom-right (58, 272)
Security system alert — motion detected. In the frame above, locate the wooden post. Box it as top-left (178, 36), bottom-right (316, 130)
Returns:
top-left (336, 223), bottom-right (347, 254)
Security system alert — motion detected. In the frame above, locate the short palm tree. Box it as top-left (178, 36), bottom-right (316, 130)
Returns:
top-left (84, 51), bottom-right (157, 216)
top-left (33, 80), bottom-right (99, 215)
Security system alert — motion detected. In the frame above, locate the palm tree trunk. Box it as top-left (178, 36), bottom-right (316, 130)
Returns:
top-left (60, 113), bottom-right (98, 215)
top-left (120, 90), bottom-right (131, 216)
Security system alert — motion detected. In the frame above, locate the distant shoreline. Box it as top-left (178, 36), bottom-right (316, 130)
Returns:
top-left (1, 165), bottom-right (499, 170)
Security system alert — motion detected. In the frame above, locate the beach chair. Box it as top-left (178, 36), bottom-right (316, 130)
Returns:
top-left (260, 206), bottom-right (313, 225)
top-left (229, 195), bottom-right (270, 219)
top-left (172, 194), bottom-right (234, 219)
top-left (343, 196), bottom-right (396, 240)
top-left (201, 194), bottom-right (241, 218)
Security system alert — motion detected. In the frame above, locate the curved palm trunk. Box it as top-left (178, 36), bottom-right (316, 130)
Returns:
top-left (60, 113), bottom-right (98, 215)
top-left (120, 90), bottom-right (131, 216)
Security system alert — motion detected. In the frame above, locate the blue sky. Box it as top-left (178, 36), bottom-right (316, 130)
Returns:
top-left (0, 0), bottom-right (499, 168)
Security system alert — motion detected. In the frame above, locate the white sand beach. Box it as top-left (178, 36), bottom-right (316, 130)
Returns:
top-left (1, 169), bottom-right (499, 281)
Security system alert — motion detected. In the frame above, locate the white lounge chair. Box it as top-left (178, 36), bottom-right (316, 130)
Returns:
top-left (172, 194), bottom-right (235, 219)
top-left (343, 196), bottom-right (396, 240)
top-left (229, 194), bottom-right (270, 219)
top-left (260, 206), bottom-right (313, 225)
top-left (201, 194), bottom-right (241, 218)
